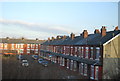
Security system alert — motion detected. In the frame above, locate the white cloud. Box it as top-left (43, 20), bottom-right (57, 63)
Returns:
top-left (0, 19), bottom-right (75, 39)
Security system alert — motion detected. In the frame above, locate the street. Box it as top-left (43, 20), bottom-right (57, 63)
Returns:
top-left (2, 55), bottom-right (85, 80)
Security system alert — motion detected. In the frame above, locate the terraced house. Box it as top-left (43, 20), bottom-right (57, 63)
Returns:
top-left (0, 38), bottom-right (45, 55)
top-left (40, 26), bottom-right (120, 80)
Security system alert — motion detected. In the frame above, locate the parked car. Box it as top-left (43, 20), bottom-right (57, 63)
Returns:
top-left (38, 58), bottom-right (44, 63)
top-left (32, 55), bottom-right (38, 60)
top-left (22, 60), bottom-right (29, 67)
top-left (41, 60), bottom-right (48, 67)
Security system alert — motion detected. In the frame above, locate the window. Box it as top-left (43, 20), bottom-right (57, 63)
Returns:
top-left (36, 44), bottom-right (38, 48)
top-left (73, 61), bottom-right (77, 71)
top-left (90, 65), bottom-right (94, 79)
top-left (71, 47), bottom-right (73, 56)
top-left (95, 66), bottom-right (99, 80)
top-left (75, 47), bottom-right (78, 57)
top-left (67, 59), bottom-right (69, 69)
top-left (85, 47), bottom-right (89, 58)
top-left (90, 47), bottom-right (94, 59)
top-left (78, 47), bottom-right (81, 57)
top-left (4, 43), bottom-right (7, 48)
top-left (11, 44), bottom-right (14, 49)
top-left (81, 47), bottom-right (84, 58)
top-left (0, 43), bottom-right (3, 48)
top-left (70, 60), bottom-right (73, 70)
top-left (84, 64), bottom-right (87, 76)
top-left (27, 49), bottom-right (30, 53)
top-left (60, 57), bottom-right (63, 66)
top-left (63, 46), bottom-right (65, 54)
top-left (62, 58), bottom-right (65, 66)
top-left (96, 47), bottom-right (100, 60)
top-left (21, 44), bottom-right (24, 48)
top-left (20, 49), bottom-right (24, 53)
top-left (35, 49), bottom-right (38, 53)
top-left (80, 63), bottom-right (84, 75)
top-left (27, 44), bottom-right (30, 48)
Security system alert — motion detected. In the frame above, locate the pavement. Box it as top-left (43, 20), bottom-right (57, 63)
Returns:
top-left (2, 54), bottom-right (85, 79)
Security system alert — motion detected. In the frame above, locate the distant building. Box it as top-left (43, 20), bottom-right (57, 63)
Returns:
top-left (40, 26), bottom-right (120, 80)
top-left (0, 38), bottom-right (45, 55)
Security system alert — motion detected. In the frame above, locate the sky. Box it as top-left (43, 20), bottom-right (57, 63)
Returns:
top-left (0, 1), bottom-right (118, 40)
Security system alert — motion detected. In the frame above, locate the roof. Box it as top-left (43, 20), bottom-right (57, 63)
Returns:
top-left (0, 38), bottom-right (46, 44)
top-left (42, 30), bottom-right (120, 46)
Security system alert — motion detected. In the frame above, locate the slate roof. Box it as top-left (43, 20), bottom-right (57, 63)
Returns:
top-left (42, 30), bottom-right (120, 46)
top-left (0, 38), bottom-right (46, 44)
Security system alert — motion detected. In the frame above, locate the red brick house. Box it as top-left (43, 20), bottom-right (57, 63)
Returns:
top-left (0, 38), bottom-right (45, 55)
top-left (40, 26), bottom-right (120, 80)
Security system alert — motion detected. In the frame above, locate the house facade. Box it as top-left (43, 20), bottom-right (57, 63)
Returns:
top-left (40, 26), bottom-right (120, 80)
top-left (0, 38), bottom-right (45, 55)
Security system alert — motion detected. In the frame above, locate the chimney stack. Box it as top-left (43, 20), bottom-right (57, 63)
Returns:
top-left (114, 26), bottom-right (119, 31)
top-left (51, 37), bottom-right (55, 41)
top-left (83, 30), bottom-right (88, 38)
top-left (48, 37), bottom-right (50, 42)
top-left (56, 36), bottom-right (60, 39)
top-left (62, 35), bottom-right (66, 40)
top-left (94, 29), bottom-right (100, 34)
top-left (70, 33), bottom-right (75, 40)
top-left (101, 26), bottom-right (106, 37)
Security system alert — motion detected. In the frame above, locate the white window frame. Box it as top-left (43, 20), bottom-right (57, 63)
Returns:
top-left (85, 47), bottom-right (89, 58)
top-left (95, 66), bottom-right (99, 80)
top-left (67, 59), bottom-right (69, 69)
top-left (81, 63), bottom-right (84, 75)
top-left (27, 49), bottom-right (30, 53)
top-left (90, 65), bottom-right (94, 79)
top-left (90, 47), bottom-right (94, 59)
top-left (81, 47), bottom-right (84, 58)
top-left (96, 47), bottom-right (100, 60)
top-left (84, 64), bottom-right (87, 76)
top-left (73, 61), bottom-right (77, 71)
top-left (70, 60), bottom-right (73, 70)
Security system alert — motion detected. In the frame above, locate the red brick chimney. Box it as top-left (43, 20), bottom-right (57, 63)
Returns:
top-left (101, 26), bottom-right (106, 37)
top-left (83, 30), bottom-right (88, 38)
top-left (94, 29), bottom-right (100, 34)
top-left (114, 26), bottom-right (119, 31)
top-left (62, 35), bottom-right (66, 40)
top-left (70, 33), bottom-right (75, 40)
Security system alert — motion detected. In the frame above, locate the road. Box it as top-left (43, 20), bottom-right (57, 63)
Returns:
top-left (2, 55), bottom-right (85, 80)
